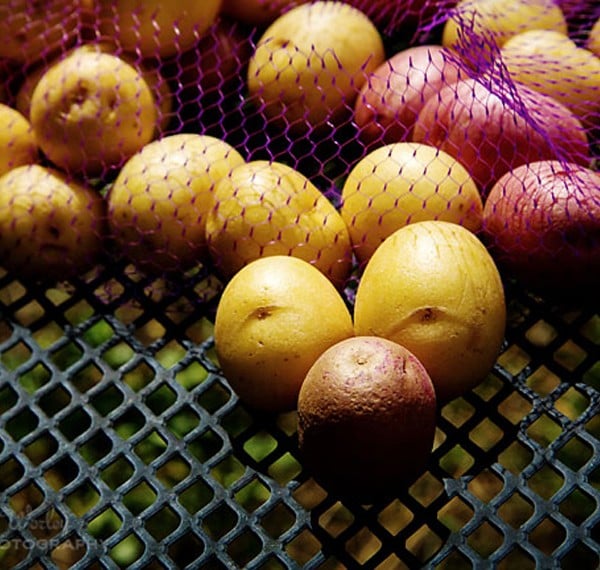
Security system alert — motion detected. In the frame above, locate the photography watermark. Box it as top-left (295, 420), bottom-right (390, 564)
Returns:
top-left (0, 536), bottom-right (86, 551)
top-left (1, 506), bottom-right (86, 551)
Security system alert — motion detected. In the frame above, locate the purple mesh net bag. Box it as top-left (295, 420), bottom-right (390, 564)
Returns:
top-left (0, 1), bottom-right (599, 568)
top-left (1, 0), bottom-right (597, 294)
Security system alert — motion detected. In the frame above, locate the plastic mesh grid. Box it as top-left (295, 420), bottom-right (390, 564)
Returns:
top-left (1, 1), bottom-right (599, 568)
top-left (0, 265), bottom-right (599, 568)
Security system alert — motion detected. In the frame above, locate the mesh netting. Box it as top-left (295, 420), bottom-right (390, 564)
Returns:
top-left (0, 0), bottom-right (599, 568)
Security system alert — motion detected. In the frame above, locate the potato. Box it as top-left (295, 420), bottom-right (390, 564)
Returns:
top-left (206, 160), bottom-right (353, 289)
top-left (354, 45), bottom-right (464, 146)
top-left (96, 0), bottom-right (223, 59)
top-left (501, 29), bottom-right (600, 128)
top-left (340, 142), bottom-right (483, 264)
top-left (0, 104), bottom-right (39, 177)
top-left (483, 160), bottom-right (600, 297)
top-left (107, 134), bottom-right (245, 274)
top-left (16, 43), bottom-right (173, 134)
top-left (0, 0), bottom-right (85, 63)
top-left (214, 255), bottom-right (354, 412)
top-left (442, 0), bottom-right (567, 63)
top-left (297, 335), bottom-right (437, 502)
top-left (588, 15), bottom-right (600, 57)
top-left (30, 50), bottom-right (158, 176)
top-left (354, 221), bottom-right (506, 403)
top-left (222, 0), bottom-right (309, 26)
top-left (412, 77), bottom-right (590, 193)
top-left (247, 1), bottom-right (385, 134)
top-left (0, 164), bottom-right (105, 282)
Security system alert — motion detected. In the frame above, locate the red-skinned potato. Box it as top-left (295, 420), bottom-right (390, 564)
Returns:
top-left (482, 160), bottom-right (600, 297)
top-left (412, 77), bottom-right (590, 193)
top-left (297, 336), bottom-right (437, 503)
top-left (355, 45), bottom-right (465, 147)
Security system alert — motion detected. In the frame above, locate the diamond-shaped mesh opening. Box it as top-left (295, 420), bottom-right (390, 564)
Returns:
top-left (497, 492), bottom-right (535, 529)
top-left (560, 542), bottom-right (600, 570)
top-left (227, 528), bottom-right (263, 568)
top-left (43, 455), bottom-right (80, 491)
top-left (497, 546), bottom-right (536, 570)
top-left (122, 480), bottom-right (158, 516)
top-left (167, 532), bottom-right (207, 568)
top-left (202, 502), bottom-right (238, 541)
top-left (109, 532), bottom-right (146, 567)
top-left (559, 488), bottom-right (597, 525)
top-left (466, 520), bottom-right (504, 559)
top-left (406, 523), bottom-right (444, 564)
top-left (178, 479), bottom-right (215, 516)
top-left (65, 480), bottom-right (100, 518)
top-left (529, 517), bottom-right (567, 557)
top-left (1, 1), bottom-right (599, 568)
top-left (100, 455), bottom-right (135, 491)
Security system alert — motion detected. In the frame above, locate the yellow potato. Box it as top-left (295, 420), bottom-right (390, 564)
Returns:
top-left (341, 142), bottom-right (483, 264)
top-left (501, 29), bottom-right (600, 127)
top-left (97, 0), bottom-right (223, 58)
top-left (30, 50), bottom-right (158, 176)
top-left (442, 0), bottom-right (567, 60)
top-left (206, 160), bottom-right (353, 289)
top-left (247, 1), bottom-right (385, 133)
top-left (0, 0), bottom-right (85, 63)
top-left (214, 255), bottom-right (354, 412)
top-left (0, 164), bottom-right (105, 282)
top-left (17, 44), bottom-right (173, 134)
top-left (107, 134), bottom-right (245, 274)
top-left (354, 221), bottom-right (506, 403)
top-left (0, 104), bottom-right (39, 177)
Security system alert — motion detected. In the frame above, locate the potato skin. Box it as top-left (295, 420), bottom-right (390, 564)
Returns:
top-left (214, 256), bottom-right (354, 413)
top-left (247, 1), bottom-right (385, 134)
top-left (412, 77), bottom-right (590, 193)
top-left (355, 45), bottom-right (464, 146)
top-left (0, 164), bottom-right (105, 283)
top-left (353, 221), bottom-right (506, 403)
top-left (297, 336), bottom-right (437, 502)
top-left (206, 160), bottom-right (353, 289)
top-left (483, 160), bottom-right (600, 297)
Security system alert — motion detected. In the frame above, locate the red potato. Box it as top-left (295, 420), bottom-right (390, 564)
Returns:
top-left (482, 160), bottom-right (600, 296)
top-left (354, 45), bottom-right (465, 147)
top-left (297, 336), bottom-right (437, 502)
top-left (412, 77), bottom-right (591, 193)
